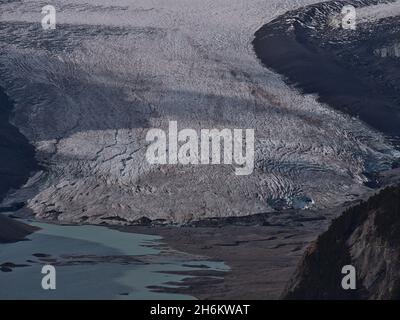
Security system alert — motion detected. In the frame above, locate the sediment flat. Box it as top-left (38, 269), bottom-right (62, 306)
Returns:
top-left (122, 221), bottom-right (326, 299)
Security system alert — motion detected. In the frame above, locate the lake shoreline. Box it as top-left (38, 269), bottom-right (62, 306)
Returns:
top-left (0, 214), bottom-right (229, 299)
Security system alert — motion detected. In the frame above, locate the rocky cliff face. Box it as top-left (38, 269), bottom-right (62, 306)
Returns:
top-left (283, 185), bottom-right (400, 300)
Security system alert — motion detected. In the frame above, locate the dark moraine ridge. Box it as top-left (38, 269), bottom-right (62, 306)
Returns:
top-left (253, 0), bottom-right (400, 148)
top-left (0, 86), bottom-right (40, 202)
top-left (0, 214), bottom-right (39, 243)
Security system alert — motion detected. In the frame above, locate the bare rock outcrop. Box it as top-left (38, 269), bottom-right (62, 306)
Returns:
top-left (283, 185), bottom-right (400, 300)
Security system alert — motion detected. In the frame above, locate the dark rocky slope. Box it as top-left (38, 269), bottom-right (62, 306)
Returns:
top-left (0, 214), bottom-right (38, 243)
top-left (0, 85), bottom-right (40, 242)
top-left (283, 185), bottom-right (400, 299)
top-left (0, 87), bottom-right (39, 202)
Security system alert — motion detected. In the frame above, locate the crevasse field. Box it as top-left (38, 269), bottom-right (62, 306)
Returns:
top-left (0, 0), bottom-right (397, 223)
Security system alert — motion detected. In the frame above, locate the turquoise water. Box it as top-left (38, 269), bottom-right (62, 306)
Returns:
top-left (0, 220), bottom-right (228, 300)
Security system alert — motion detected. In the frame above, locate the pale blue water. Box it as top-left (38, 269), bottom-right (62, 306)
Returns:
top-left (0, 220), bottom-right (228, 300)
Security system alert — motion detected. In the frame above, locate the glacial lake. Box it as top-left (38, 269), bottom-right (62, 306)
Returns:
top-left (0, 220), bottom-right (228, 299)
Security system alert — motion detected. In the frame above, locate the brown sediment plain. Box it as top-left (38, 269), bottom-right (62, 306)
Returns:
top-left (120, 216), bottom-right (333, 299)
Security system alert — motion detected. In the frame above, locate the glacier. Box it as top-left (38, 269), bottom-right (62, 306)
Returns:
top-left (0, 0), bottom-right (398, 224)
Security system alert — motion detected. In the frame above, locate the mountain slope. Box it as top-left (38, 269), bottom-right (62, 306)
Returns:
top-left (0, 87), bottom-right (39, 202)
top-left (283, 185), bottom-right (400, 300)
top-left (0, 0), bottom-right (397, 224)
top-left (0, 214), bottom-right (39, 243)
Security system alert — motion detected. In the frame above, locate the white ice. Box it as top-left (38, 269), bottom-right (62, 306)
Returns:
top-left (0, 0), bottom-right (397, 223)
